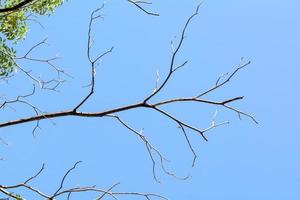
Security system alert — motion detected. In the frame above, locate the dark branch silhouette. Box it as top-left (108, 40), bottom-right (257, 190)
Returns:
top-left (0, 3), bottom-right (256, 182)
top-left (127, 0), bottom-right (159, 16)
top-left (0, 0), bottom-right (34, 13)
top-left (0, 161), bottom-right (168, 200)
top-left (0, 2), bottom-right (257, 199)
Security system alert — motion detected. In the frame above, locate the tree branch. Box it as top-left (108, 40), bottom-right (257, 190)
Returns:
top-left (143, 4), bottom-right (201, 102)
top-left (0, 162), bottom-right (168, 200)
top-left (0, 2), bottom-right (257, 182)
top-left (73, 5), bottom-right (113, 111)
top-left (128, 0), bottom-right (159, 16)
top-left (0, 0), bottom-right (35, 13)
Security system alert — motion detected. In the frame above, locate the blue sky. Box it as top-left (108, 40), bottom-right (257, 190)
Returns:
top-left (1, 0), bottom-right (300, 199)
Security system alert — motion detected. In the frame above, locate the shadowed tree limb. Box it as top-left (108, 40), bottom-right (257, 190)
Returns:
top-left (0, 0), bottom-right (35, 13)
top-left (0, 2), bottom-right (257, 184)
top-left (0, 162), bottom-right (168, 200)
top-left (128, 0), bottom-right (159, 16)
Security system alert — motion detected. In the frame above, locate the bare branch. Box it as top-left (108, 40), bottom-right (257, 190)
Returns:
top-left (128, 0), bottom-right (159, 16)
top-left (24, 163), bottom-right (45, 184)
top-left (197, 59), bottom-right (251, 98)
top-left (14, 38), bottom-right (69, 91)
top-left (0, 3), bottom-right (257, 184)
top-left (144, 4), bottom-right (202, 103)
top-left (51, 161), bottom-right (82, 198)
top-left (73, 47), bottom-right (113, 111)
top-left (73, 5), bottom-right (113, 111)
top-left (153, 107), bottom-right (208, 141)
top-left (0, 163), bottom-right (51, 199)
top-left (95, 182), bottom-right (120, 200)
top-left (178, 124), bottom-right (197, 167)
top-left (106, 114), bottom-right (169, 182)
top-left (0, 137), bottom-right (8, 146)
top-left (224, 104), bottom-right (258, 124)
top-left (0, 162), bottom-right (168, 200)
top-left (0, 85), bottom-right (43, 119)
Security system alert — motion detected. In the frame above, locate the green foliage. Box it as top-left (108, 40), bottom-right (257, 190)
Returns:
top-left (0, 8), bottom-right (27, 41)
top-left (0, 37), bottom-right (16, 76)
top-left (15, 193), bottom-right (24, 200)
top-left (29, 0), bottom-right (65, 15)
top-left (0, 0), bottom-right (65, 77)
top-left (7, 192), bottom-right (24, 200)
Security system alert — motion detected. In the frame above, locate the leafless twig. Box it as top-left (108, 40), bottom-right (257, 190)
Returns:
top-left (128, 0), bottom-right (159, 16)
top-left (15, 38), bottom-right (69, 91)
top-left (0, 3), bottom-right (257, 182)
top-left (106, 114), bottom-right (185, 182)
top-left (74, 4), bottom-right (113, 111)
top-left (0, 162), bottom-right (168, 200)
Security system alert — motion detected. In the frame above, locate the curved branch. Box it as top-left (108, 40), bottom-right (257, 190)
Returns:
top-left (0, 162), bottom-right (168, 200)
top-left (73, 5), bottom-right (113, 111)
top-left (128, 0), bottom-right (159, 16)
top-left (0, 2), bottom-right (257, 182)
top-left (0, 0), bottom-right (35, 13)
top-left (144, 3), bottom-right (201, 103)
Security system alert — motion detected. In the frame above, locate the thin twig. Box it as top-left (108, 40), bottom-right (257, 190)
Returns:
top-left (128, 0), bottom-right (159, 16)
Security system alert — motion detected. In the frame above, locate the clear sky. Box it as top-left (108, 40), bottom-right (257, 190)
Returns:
top-left (1, 0), bottom-right (300, 199)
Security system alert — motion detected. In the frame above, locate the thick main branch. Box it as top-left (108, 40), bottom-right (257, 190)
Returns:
top-left (0, 102), bottom-right (146, 128)
top-left (0, 94), bottom-right (253, 129)
top-left (0, 0), bottom-right (34, 13)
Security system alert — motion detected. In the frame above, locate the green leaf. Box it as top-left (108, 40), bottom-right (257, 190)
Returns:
top-left (0, 0), bottom-right (66, 77)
